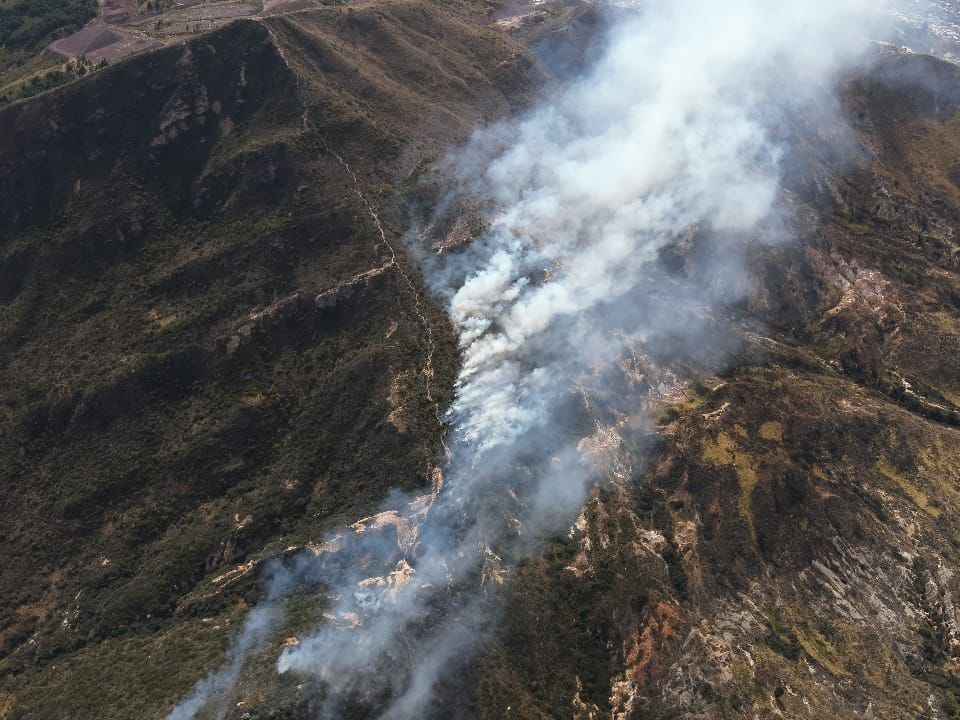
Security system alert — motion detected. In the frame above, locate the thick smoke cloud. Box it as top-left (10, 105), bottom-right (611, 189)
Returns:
top-left (168, 0), bottom-right (886, 717)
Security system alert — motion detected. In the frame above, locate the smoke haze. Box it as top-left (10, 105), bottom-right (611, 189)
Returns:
top-left (168, 0), bottom-right (889, 717)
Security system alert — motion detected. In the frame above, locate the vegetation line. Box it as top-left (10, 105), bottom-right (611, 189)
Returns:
top-left (262, 19), bottom-right (446, 435)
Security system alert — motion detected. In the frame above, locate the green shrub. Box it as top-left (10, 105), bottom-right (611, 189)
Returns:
top-left (0, 0), bottom-right (97, 54)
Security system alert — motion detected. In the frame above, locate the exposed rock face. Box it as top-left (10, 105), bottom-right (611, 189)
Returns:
top-left (3, 3), bottom-right (960, 720)
top-left (474, 48), bottom-right (960, 720)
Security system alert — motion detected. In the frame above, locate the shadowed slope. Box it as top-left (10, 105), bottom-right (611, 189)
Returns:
top-left (0, 5), bottom-right (542, 718)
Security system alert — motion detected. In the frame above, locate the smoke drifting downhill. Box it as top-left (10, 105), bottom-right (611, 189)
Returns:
top-left (166, 605), bottom-right (281, 720)
top-left (168, 0), bottom-right (885, 717)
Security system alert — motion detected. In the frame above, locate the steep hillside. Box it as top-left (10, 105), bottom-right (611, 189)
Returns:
top-left (4, 2), bottom-right (960, 720)
top-left (0, 5), bottom-right (540, 717)
top-left (0, 0), bottom-right (97, 71)
top-left (0, 0), bottom-right (101, 105)
top-left (471, 48), bottom-right (960, 719)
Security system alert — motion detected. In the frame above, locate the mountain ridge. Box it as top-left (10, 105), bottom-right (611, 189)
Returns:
top-left (3, 3), bottom-right (960, 719)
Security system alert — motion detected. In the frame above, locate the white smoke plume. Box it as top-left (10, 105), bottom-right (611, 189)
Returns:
top-left (167, 605), bottom-right (281, 720)
top-left (168, 0), bottom-right (889, 717)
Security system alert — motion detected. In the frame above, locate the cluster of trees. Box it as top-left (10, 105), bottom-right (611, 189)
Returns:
top-left (141, 0), bottom-right (172, 12)
top-left (0, 0), bottom-right (98, 54)
top-left (0, 55), bottom-right (106, 106)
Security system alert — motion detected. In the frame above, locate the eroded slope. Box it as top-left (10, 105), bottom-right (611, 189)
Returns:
top-left (473, 49), bottom-right (960, 720)
top-left (0, 5), bottom-right (539, 717)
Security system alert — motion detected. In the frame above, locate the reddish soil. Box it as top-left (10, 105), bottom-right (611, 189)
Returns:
top-left (48, 23), bottom-right (162, 62)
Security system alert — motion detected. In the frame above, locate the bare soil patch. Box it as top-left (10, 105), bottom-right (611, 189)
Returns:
top-left (48, 22), bottom-right (161, 62)
top-left (261, 0), bottom-right (311, 14)
top-left (101, 0), bottom-right (138, 21)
